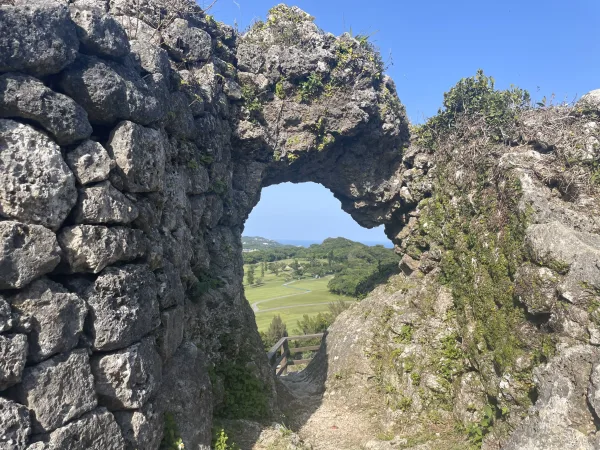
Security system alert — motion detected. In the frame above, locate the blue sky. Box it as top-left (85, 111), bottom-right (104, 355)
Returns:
top-left (206, 0), bottom-right (600, 243)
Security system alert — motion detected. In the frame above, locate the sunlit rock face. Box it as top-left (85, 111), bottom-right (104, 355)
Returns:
top-left (0, 1), bottom-right (598, 449)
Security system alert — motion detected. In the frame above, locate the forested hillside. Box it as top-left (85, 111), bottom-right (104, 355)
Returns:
top-left (243, 237), bottom-right (400, 298)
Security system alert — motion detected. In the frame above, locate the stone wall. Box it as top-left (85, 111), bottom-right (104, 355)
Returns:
top-left (0, 2), bottom-right (413, 449)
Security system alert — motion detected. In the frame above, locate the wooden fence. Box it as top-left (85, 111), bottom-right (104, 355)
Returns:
top-left (266, 333), bottom-right (325, 376)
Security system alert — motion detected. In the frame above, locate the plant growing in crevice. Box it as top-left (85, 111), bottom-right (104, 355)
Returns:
top-left (297, 73), bottom-right (324, 103)
top-left (160, 413), bottom-right (184, 450)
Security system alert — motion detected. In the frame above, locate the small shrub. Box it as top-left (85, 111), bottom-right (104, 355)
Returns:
top-left (160, 413), bottom-right (184, 450)
top-left (298, 73), bottom-right (324, 103)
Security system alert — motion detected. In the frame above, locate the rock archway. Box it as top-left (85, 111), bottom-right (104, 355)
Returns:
top-left (0, 2), bottom-right (427, 449)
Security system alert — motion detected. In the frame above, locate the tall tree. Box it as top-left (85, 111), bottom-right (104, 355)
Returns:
top-left (265, 315), bottom-right (288, 348)
top-left (247, 264), bottom-right (255, 285)
top-left (260, 260), bottom-right (265, 278)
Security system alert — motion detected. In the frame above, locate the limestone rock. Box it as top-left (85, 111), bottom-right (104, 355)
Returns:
top-left (12, 349), bottom-right (97, 433)
top-left (65, 140), bottom-right (114, 186)
top-left (0, 74), bottom-right (92, 145)
top-left (129, 40), bottom-right (170, 78)
top-left (58, 225), bottom-right (146, 274)
top-left (0, 333), bottom-right (27, 391)
top-left (514, 263), bottom-right (560, 314)
top-left (156, 306), bottom-right (184, 362)
top-left (155, 261), bottom-right (185, 310)
top-left (107, 121), bottom-right (166, 192)
top-left (84, 264), bottom-right (160, 351)
top-left (0, 221), bottom-right (61, 290)
top-left (10, 278), bottom-right (87, 363)
top-left (58, 55), bottom-right (163, 125)
top-left (0, 295), bottom-right (11, 332)
top-left (162, 18), bottom-right (212, 62)
top-left (91, 337), bottom-right (162, 410)
top-left (0, 3), bottom-right (79, 76)
top-left (40, 408), bottom-right (126, 450)
top-left (70, 5), bottom-right (130, 58)
top-left (0, 120), bottom-right (77, 230)
top-left (72, 181), bottom-right (139, 225)
top-left (113, 402), bottom-right (163, 450)
top-left (157, 342), bottom-right (213, 449)
top-left (588, 360), bottom-right (600, 417)
top-left (0, 397), bottom-right (31, 450)
top-left (165, 91), bottom-right (196, 139)
top-left (578, 89), bottom-right (600, 111)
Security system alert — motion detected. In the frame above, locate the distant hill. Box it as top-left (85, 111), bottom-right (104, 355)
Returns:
top-left (242, 236), bottom-right (285, 251)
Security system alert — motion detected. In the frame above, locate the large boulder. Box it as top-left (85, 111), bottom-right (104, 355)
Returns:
top-left (83, 264), bottom-right (160, 351)
top-left (12, 349), bottom-right (97, 433)
top-left (10, 278), bottom-right (87, 363)
top-left (58, 225), bottom-right (146, 273)
top-left (0, 333), bottom-right (27, 391)
top-left (113, 402), bottom-right (163, 450)
top-left (161, 18), bottom-right (212, 63)
top-left (58, 55), bottom-right (163, 125)
top-left (91, 337), bottom-right (162, 410)
top-left (0, 74), bottom-right (92, 145)
top-left (71, 181), bottom-right (139, 225)
top-left (0, 397), bottom-right (31, 450)
top-left (0, 120), bottom-right (77, 230)
top-left (70, 5), bottom-right (130, 58)
top-left (65, 140), bottom-right (114, 186)
top-left (107, 121), bottom-right (166, 192)
top-left (36, 408), bottom-right (126, 450)
top-left (0, 221), bottom-right (61, 290)
top-left (157, 342), bottom-right (213, 449)
top-left (0, 3), bottom-right (79, 76)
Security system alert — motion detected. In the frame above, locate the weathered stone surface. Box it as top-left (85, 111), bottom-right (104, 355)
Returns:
top-left (58, 225), bottom-right (146, 274)
top-left (0, 295), bottom-right (11, 332)
top-left (129, 40), bottom-right (170, 78)
top-left (0, 333), bottom-right (27, 391)
top-left (65, 140), bottom-right (114, 185)
top-left (0, 397), bottom-right (31, 450)
top-left (0, 120), bottom-right (77, 230)
top-left (155, 261), bottom-right (185, 310)
top-left (40, 408), bottom-right (126, 450)
top-left (70, 5), bottom-right (130, 58)
top-left (165, 91), bottom-right (196, 139)
top-left (0, 221), bottom-right (61, 290)
top-left (503, 345), bottom-right (600, 450)
top-left (91, 337), bottom-right (162, 410)
top-left (157, 342), bottom-right (213, 449)
top-left (58, 55), bottom-right (163, 125)
top-left (72, 181), bottom-right (139, 225)
top-left (588, 360), bottom-right (600, 417)
top-left (578, 89), bottom-right (600, 111)
top-left (84, 265), bottom-right (160, 351)
top-left (107, 121), bottom-right (166, 192)
top-left (113, 402), bottom-right (162, 450)
top-left (0, 74), bottom-right (92, 146)
top-left (162, 18), bottom-right (212, 62)
top-left (10, 278), bottom-right (87, 363)
top-left (514, 263), bottom-right (560, 314)
top-left (156, 306), bottom-right (184, 362)
top-left (12, 349), bottom-right (97, 433)
top-left (0, 3), bottom-right (79, 77)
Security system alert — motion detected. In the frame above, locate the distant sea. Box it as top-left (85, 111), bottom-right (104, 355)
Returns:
top-left (275, 239), bottom-right (394, 248)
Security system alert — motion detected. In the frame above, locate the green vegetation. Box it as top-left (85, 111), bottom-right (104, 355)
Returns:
top-left (210, 361), bottom-right (269, 420)
top-left (211, 428), bottom-right (239, 450)
top-left (297, 73), bottom-right (324, 103)
top-left (243, 237), bottom-right (400, 299)
top-left (415, 69), bottom-right (530, 148)
top-left (160, 413), bottom-right (184, 450)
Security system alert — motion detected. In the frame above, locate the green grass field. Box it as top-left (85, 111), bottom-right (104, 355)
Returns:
top-left (244, 265), bottom-right (353, 333)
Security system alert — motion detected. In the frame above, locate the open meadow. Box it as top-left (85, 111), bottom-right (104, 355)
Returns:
top-left (243, 267), bottom-right (353, 333)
